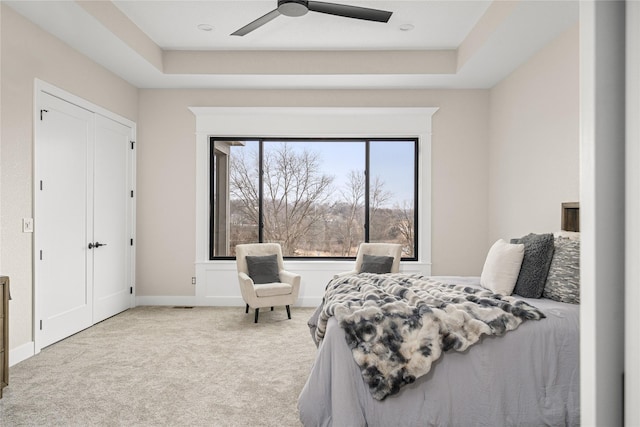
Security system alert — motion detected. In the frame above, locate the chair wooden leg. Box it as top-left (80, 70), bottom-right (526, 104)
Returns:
top-left (286, 305), bottom-right (291, 319)
top-left (245, 304), bottom-right (249, 314)
top-left (254, 308), bottom-right (259, 323)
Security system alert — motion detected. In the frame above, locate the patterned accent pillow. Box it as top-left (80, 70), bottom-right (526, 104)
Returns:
top-left (543, 237), bottom-right (580, 304)
top-left (510, 233), bottom-right (555, 298)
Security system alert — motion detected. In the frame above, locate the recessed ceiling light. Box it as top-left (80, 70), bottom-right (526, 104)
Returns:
top-left (399, 23), bottom-right (415, 32)
top-left (197, 24), bottom-right (214, 32)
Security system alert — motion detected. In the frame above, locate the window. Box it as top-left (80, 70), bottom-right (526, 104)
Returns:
top-left (210, 137), bottom-right (418, 259)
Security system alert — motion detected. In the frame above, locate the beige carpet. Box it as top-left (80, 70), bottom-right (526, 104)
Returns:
top-left (0, 306), bottom-right (319, 426)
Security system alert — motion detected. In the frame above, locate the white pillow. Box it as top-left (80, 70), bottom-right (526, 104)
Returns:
top-left (480, 239), bottom-right (525, 295)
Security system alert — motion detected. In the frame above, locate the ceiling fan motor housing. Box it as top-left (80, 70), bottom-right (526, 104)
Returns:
top-left (278, 0), bottom-right (309, 17)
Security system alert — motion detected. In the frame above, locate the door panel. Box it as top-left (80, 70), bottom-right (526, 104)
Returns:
top-left (93, 115), bottom-right (132, 323)
top-left (35, 88), bottom-right (134, 350)
top-left (36, 93), bottom-right (94, 348)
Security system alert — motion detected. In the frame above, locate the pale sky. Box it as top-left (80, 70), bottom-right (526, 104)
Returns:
top-left (233, 139), bottom-right (416, 206)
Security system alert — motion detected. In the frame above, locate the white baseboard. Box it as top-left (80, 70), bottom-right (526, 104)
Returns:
top-left (199, 296), bottom-right (322, 307)
top-left (296, 297), bottom-right (323, 307)
top-left (10, 341), bottom-right (35, 367)
top-left (136, 295), bottom-right (323, 308)
top-left (135, 295), bottom-right (198, 306)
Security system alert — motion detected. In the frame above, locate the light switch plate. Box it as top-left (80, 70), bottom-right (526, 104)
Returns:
top-left (23, 218), bottom-right (34, 233)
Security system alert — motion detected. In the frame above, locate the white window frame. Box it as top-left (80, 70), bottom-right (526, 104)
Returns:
top-left (190, 107), bottom-right (437, 307)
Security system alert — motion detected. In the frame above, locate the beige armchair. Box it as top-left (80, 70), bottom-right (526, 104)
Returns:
top-left (334, 243), bottom-right (403, 278)
top-left (236, 243), bottom-right (301, 323)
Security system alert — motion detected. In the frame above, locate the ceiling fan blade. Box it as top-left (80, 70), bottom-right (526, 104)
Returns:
top-left (307, 1), bottom-right (392, 23)
top-left (231, 9), bottom-right (281, 36)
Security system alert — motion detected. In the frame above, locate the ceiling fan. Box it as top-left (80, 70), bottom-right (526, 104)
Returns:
top-left (231, 0), bottom-right (393, 36)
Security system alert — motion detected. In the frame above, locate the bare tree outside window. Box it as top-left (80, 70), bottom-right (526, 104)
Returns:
top-left (262, 142), bottom-right (334, 255)
top-left (334, 170), bottom-right (365, 256)
top-left (394, 200), bottom-right (415, 257)
top-left (368, 140), bottom-right (415, 256)
top-left (228, 142), bottom-right (259, 249)
top-left (369, 175), bottom-right (393, 242)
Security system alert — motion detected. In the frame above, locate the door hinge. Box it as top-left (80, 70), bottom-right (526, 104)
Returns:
top-left (40, 180), bottom-right (43, 191)
top-left (39, 250), bottom-right (43, 260)
top-left (130, 238), bottom-right (134, 246)
top-left (40, 109), bottom-right (48, 120)
top-left (130, 286), bottom-right (133, 295)
top-left (130, 190), bottom-right (134, 198)
top-left (130, 141), bottom-right (135, 149)
top-left (40, 319), bottom-right (43, 330)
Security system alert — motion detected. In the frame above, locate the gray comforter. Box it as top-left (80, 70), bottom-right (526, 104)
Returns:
top-left (298, 276), bottom-right (580, 427)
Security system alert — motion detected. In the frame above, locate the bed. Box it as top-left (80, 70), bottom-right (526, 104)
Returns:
top-left (298, 232), bottom-right (580, 426)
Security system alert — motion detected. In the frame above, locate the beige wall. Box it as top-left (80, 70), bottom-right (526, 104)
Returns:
top-left (136, 89), bottom-right (491, 297)
top-left (488, 24), bottom-right (579, 244)
top-left (0, 5), bottom-right (138, 352)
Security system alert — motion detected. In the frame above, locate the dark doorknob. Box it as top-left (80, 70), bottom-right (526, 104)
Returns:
top-left (88, 242), bottom-right (107, 249)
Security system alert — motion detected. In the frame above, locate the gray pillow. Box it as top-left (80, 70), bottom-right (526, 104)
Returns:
top-left (359, 254), bottom-right (394, 274)
top-left (510, 233), bottom-right (555, 298)
top-left (543, 237), bottom-right (580, 304)
top-left (245, 254), bottom-right (280, 284)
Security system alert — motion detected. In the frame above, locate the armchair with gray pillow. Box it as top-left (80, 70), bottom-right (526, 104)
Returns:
top-left (236, 243), bottom-right (301, 323)
top-left (334, 242), bottom-right (403, 278)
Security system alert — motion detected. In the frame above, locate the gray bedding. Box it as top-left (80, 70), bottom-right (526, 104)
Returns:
top-left (298, 276), bottom-right (580, 427)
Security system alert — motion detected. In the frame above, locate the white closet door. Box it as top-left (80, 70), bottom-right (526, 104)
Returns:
top-left (35, 92), bottom-right (94, 348)
top-left (92, 115), bottom-right (132, 323)
top-left (35, 85), bottom-right (135, 351)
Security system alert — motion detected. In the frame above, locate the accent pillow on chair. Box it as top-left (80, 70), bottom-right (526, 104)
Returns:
top-left (245, 254), bottom-right (280, 284)
top-left (359, 254), bottom-right (394, 274)
top-left (480, 239), bottom-right (525, 296)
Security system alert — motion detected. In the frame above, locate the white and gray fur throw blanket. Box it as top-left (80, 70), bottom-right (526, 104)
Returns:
top-left (315, 273), bottom-right (545, 400)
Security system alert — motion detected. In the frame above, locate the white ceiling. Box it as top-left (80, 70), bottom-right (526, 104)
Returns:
top-left (111, 1), bottom-right (492, 51)
top-left (5, 0), bottom-right (579, 90)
